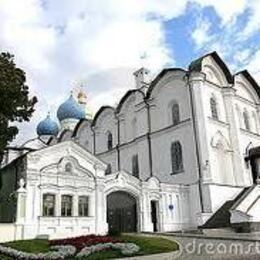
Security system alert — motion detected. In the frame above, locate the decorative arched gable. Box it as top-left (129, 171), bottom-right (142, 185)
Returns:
top-left (234, 71), bottom-right (260, 103)
top-left (92, 106), bottom-right (116, 127)
top-left (116, 89), bottom-right (145, 114)
top-left (211, 131), bottom-right (232, 151)
top-left (146, 69), bottom-right (187, 99)
top-left (73, 119), bottom-right (94, 152)
top-left (92, 106), bottom-right (117, 153)
top-left (58, 129), bottom-right (73, 142)
top-left (211, 131), bottom-right (235, 184)
top-left (40, 155), bottom-right (95, 179)
top-left (189, 51), bottom-right (233, 86)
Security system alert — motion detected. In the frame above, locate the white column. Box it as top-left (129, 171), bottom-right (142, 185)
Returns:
top-left (89, 194), bottom-right (95, 217)
top-left (73, 195), bottom-right (78, 217)
top-left (223, 88), bottom-right (244, 185)
top-left (16, 181), bottom-right (26, 224)
top-left (95, 178), bottom-right (107, 234)
top-left (188, 73), bottom-right (213, 214)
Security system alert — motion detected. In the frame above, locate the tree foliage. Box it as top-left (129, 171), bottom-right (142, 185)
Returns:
top-left (0, 52), bottom-right (37, 162)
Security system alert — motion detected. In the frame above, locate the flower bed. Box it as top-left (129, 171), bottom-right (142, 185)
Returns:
top-left (0, 240), bottom-right (140, 259)
top-left (50, 234), bottom-right (122, 251)
top-left (76, 242), bottom-right (140, 258)
top-left (0, 245), bottom-right (76, 260)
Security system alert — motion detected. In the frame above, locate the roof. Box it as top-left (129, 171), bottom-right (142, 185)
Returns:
top-left (92, 106), bottom-right (115, 126)
top-left (235, 70), bottom-right (260, 99)
top-left (146, 68), bottom-right (187, 98)
top-left (116, 89), bottom-right (145, 113)
top-left (72, 118), bottom-right (92, 137)
top-left (188, 51), bottom-right (234, 84)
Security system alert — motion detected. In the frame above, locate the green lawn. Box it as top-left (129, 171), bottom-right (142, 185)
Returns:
top-left (0, 234), bottom-right (179, 259)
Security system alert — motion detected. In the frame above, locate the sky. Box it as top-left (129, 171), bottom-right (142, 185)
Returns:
top-left (0, 0), bottom-right (259, 144)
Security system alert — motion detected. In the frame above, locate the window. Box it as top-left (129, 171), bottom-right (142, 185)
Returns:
top-left (43, 194), bottom-right (55, 217)
top-left (105, 163), bottom-right (112, 175)
top-left (132, 154), bottom-right (139, 178)
top-left (210, 97), bottom-right (218, 120)
top-left (107, 131), bottom-right (113, 150)
top-left (243, 110), bottom-right (250, 131)
top-left (132, 118), bottom-right (137, 139)
top-left (61, 195), bottom-right (73, 217)
top-left (65, 162), bottom-right (72, 173)
top-left (78, 196), bottom-right (89, 217)
top-left (171, 141), bottom-right (183, 173)
top-left (172, 103), bottom-right (180, 125)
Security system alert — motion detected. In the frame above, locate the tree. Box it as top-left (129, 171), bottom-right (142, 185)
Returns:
top-left (0, 52), bottom-right (37, 163)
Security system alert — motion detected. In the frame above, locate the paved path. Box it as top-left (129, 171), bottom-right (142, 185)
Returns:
top-left (119, 234), bottom-right (260, 260)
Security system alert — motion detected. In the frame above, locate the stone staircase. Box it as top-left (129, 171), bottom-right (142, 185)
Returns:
top-left (202, 186), bottom-right (252, 229)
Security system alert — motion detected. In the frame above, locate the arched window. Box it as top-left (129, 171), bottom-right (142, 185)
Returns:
top-left (132, 154), bottom-right (139, 178)
top-left (65, 162), bottom-right (72, 173)
top-left (132, 118), bottom-right (137, 139)
top-left (210, 97), bottom-right (218, 120)
top-left (105, 164), bottom-right (112, 175)
top-left (171, 141), bottom-right (183, 174)
top-left (172, 103), bottom-right (180, 125)
top-left (107, 131), bottom-right (113, 150)
top-left (243, 110), bottom-right (250, 131)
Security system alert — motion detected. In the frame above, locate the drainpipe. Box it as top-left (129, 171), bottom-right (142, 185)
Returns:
top-left (116, 114), bottom-right (121, 171)
top-left (92, 126), bottom-right (96, 155)
top-left (186, 72), bottom-right (205, 213)
top-left (144, 99), bottom-right (153, 177)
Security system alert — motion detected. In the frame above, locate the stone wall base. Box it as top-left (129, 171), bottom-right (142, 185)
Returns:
top-left (232, 222), bottom-right (260, 233)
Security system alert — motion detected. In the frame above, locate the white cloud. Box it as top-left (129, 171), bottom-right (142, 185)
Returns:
top-left (194, 0), bottom-right (247, 24)
top-left (0, 0), bottom-right (188, 144)
top-left (0, 0), bottom-right (259, 145)
top-left (239, 0), bottom-right (260, 38)
top-left (192, 18), bottom-right (212, 49)
top-left (244, 50), bottom-right (260, 82)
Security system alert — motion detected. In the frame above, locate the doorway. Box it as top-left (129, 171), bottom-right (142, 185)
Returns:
top-left (151, 200), bottom-right (158, 232)
top-left (107, 191), bottom-right (137, 233)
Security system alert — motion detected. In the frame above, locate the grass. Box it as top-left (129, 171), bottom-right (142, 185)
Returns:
top-left (5, 239), bottom-right (50, 253)
top-left (0, 234), bottom-right (179, 259)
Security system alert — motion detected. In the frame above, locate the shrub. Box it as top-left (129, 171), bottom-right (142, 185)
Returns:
top-left (108, 228), bottom-right (121, 237)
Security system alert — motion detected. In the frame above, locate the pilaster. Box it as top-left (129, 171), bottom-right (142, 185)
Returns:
top-left (222, 87), bottom-right (245, 185)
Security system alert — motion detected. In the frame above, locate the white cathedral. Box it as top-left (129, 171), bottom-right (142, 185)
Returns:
top-left (1, 51), bottom-right (260, 241)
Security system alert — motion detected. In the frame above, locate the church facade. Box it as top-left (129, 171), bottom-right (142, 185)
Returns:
top-left (1, 51), bottom-right (260, 241)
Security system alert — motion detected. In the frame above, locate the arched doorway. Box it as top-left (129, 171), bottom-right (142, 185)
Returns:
top-left (107, 191), bottom-right (137, 233)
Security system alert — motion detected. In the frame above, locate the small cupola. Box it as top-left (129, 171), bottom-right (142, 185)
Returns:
top-left (36, 113), bottom-right (59, 137)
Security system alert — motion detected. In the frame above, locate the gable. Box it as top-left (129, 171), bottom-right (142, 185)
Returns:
top-left (27, 141), bottom-right (107, 175)
top-left (234, 72), bottom-right (260, 103)
top-left (202, 56), bottom-right (229, 86)
top-left (189, 51), bottom-right (233, 86)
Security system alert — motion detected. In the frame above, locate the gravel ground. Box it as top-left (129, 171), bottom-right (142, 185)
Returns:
top-left (120, 234), bottom-right (260, 260)
top-left (173, 236), bottom-right (260, 259)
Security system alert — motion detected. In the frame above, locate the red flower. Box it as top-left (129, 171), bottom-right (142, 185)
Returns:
top-left (50, 235), bottom-right (122, 251)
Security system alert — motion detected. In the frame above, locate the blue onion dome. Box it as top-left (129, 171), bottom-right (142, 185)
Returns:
top-left (57, 94), bottom-right (86, 121)
top-left (36, 113), bottom-right (59, 136)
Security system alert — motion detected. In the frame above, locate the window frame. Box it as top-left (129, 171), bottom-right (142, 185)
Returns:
top-left (243, 110), bottom-right (250, 131)
top-left (78, 196), bottom-right (89, 217)
top-left (61, 195), bottom-right (73, 217)
top-left (107, 131), bottom-right (113, 150)
top-left (171, 141), bottom-right (184, 174)
top-left (105, 163), bottom-right (112, 175)
top-left (42, 193), bottom-right (56, 217)
top-left (172, 102), bottom-right (180, 126)
top-left (132, 154), bottom-right (139, 178)
top-left (210, 96), bottom-right (219, 120)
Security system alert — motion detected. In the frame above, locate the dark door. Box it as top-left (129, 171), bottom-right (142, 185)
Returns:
top-left (107, 191), bottom-right (137, 232)
top-left (151, 200), bottom-right (158, 232)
